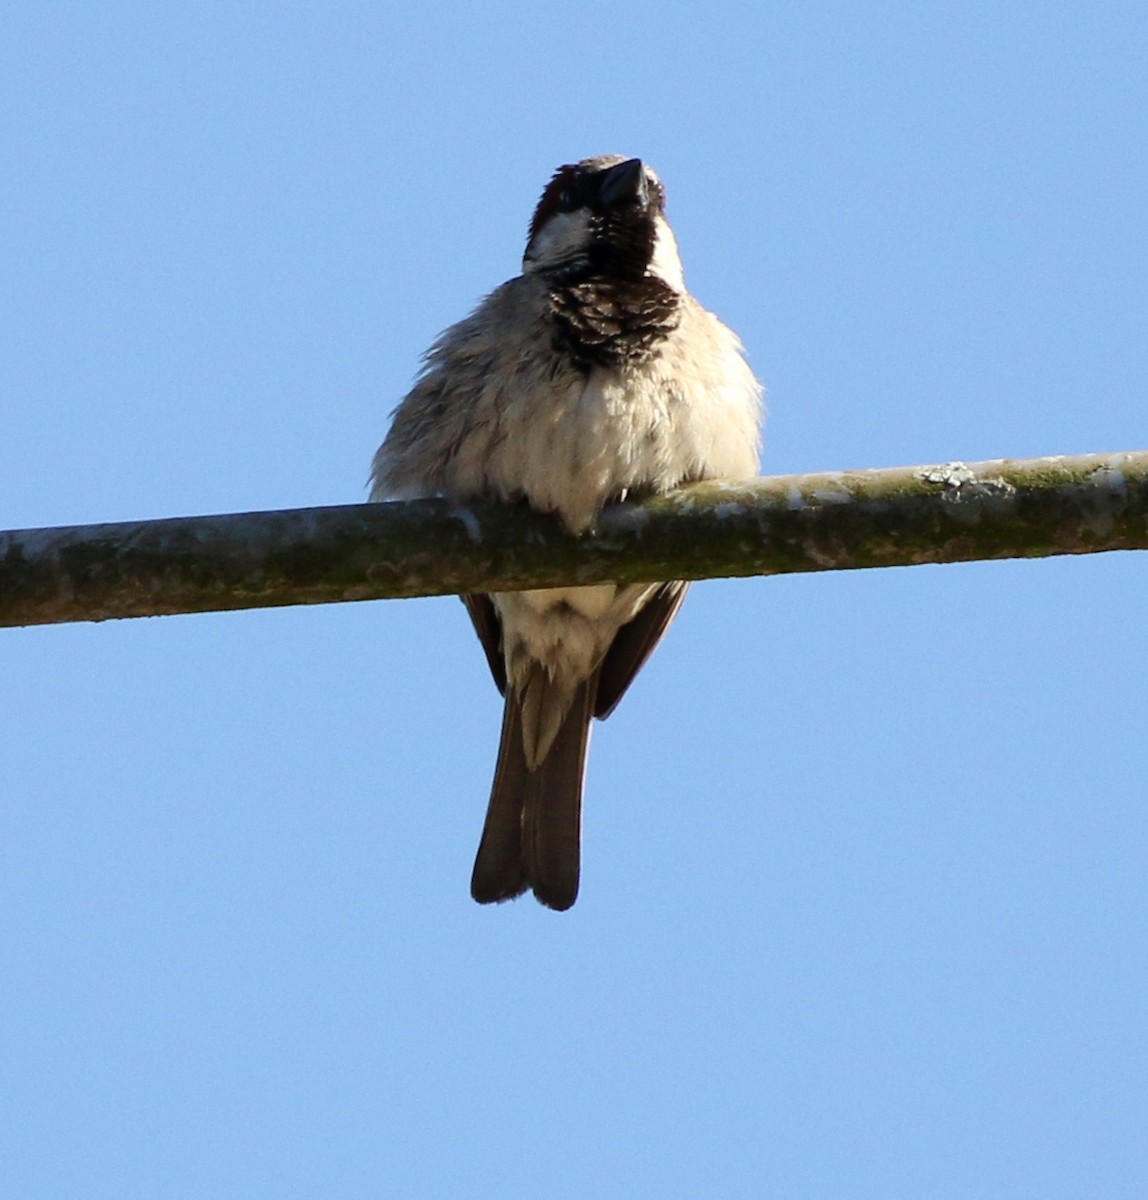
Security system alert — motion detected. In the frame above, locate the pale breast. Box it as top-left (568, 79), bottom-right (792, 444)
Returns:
top-left (372, 279), bottom-right (762, 528)
top-left (477, 330), bottom-right (758, 529)
top-left (481, 365), bottom-right (677, 532)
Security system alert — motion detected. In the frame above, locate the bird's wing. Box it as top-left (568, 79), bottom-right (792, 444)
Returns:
top-left (461, 593), bottom-right (507, 695)
top-left (593, 581), bottom-right (689, 719)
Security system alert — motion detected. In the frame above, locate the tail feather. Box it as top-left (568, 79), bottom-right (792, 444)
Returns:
top-left (470, 673), bottom-right (595, 912)
top-left (470, 697), bottom-right (531, 905)
top-left (522, 680), bottom-right (594, 910)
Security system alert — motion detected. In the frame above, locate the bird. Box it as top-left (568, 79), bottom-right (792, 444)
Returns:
top-left (370, 155), bottom-right (762, 911)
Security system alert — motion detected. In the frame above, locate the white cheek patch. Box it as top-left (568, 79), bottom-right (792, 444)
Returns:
top-left (523, 210), bottom-right (593, 274)
top-left (647, 215), bottom-right (686, 293)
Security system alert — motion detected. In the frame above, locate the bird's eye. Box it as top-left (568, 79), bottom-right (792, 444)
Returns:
top-left (558, 188), bottom-right (577, 209)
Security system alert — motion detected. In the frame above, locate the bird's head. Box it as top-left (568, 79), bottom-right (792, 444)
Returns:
top-left (523, 156), bottom-right (685, 293)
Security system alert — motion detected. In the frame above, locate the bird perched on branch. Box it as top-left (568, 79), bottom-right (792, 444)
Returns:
top-left (371, 155), bottom-right (762, 910)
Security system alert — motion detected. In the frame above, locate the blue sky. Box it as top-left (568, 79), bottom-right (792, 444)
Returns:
top-left (2, 3), bottom-right (1146, 1196)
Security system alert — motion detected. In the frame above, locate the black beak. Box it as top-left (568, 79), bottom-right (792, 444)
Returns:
top-left (598, 158), bottom-right (648, 210)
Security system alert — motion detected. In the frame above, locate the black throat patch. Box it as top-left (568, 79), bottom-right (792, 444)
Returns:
top-left (548, 277), bottom-right (682, 369)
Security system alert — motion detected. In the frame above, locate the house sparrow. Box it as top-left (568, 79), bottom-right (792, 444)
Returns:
top-left (371, 156), bottom-right (762, 910)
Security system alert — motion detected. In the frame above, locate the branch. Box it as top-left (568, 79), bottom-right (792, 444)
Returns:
top-left (1, 451), bottom-right (1145, 629)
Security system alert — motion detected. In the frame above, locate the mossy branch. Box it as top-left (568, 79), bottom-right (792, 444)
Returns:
top-left (1, 451), bottom-right (1146, 629)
